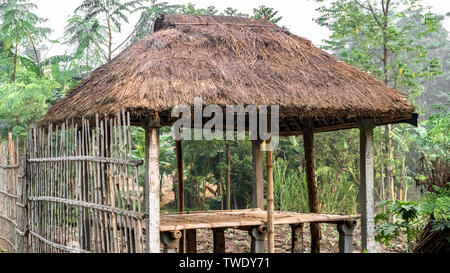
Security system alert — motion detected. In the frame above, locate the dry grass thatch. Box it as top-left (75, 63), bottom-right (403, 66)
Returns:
top-left (41, 14), bottom-right (416, 131)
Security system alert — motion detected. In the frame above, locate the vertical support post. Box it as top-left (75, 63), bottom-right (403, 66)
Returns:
top-left (265, 140), bottom-right (275, 253)
top-left (185, 229), bottom-right (197, 253)
top-left (252, 140), bottom-right (264, 209)
top-left (8, 133), bottom-right (15, 193)
top-left (213, 228), bottom-right (226, 253)
top-left (303, 119), bottom-right (321, 253)
top-left (225, 144), bottom-right (231, 210)
top-left (144, 117), bottom-right (161, 253)
top-left (337, 220), bottom-right (356, 253)
top-left (359, 119), bottom-right (376, 253)
top-left (290, 224), bottom-right (304, 253)
top-left (17, 152), bottom-right (28, 253)
top-left (79, 123), bottom-right (91, 251)
top-left (161, 231), bottom-right (181, 253)
top-left (249, 226), bottom-right (267, 253)
top-left (175, 140), bottom-right (184, 253)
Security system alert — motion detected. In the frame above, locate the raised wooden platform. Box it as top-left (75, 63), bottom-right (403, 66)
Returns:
top-left (160, 209), bottom-right (360, 232)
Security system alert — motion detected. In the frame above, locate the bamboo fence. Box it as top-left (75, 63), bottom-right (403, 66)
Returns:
top-left (25, 111), bottom-right (146, 253)
top-left (0, 133), bottom-right (27, 253)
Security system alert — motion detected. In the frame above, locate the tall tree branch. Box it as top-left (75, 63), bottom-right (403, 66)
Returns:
top-left (354, 0), bottom-right (383, 27)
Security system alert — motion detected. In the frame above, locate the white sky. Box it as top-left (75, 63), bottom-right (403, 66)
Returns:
top-left (31, 0), bottom-right (450, 58)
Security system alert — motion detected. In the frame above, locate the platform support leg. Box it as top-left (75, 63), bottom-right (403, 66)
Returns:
top-left (185, 229), bottom-right (197, 253)
top-left (249, 226), bottom-right (267, 253)
top-left (161, 231), bottom-right (182, 253)
top-left (337, 221), bottom-right (356, 253)
top-left (213, 228), bottom-right (226, 253)
top-left (290, 224), bottom-right (304, 253)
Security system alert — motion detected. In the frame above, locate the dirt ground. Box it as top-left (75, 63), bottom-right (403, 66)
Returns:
top-left (195, 221), bottom-right (408, 253)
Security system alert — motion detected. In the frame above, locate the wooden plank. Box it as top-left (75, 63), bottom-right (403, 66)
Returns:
top-left (28, 156), bottom-right (143, 166)
top-left (159, 210), bottom-right (360, 231)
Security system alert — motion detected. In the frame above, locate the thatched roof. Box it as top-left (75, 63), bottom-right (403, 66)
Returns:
top-left (41, 14), bottom-right (416, 133)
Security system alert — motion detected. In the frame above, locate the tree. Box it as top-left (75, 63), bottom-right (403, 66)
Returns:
top-left (64, 14), bottom-right (109, 73)
top-left (252, 5), bottom-right (283, 23)
top-left (129, 0), bottom-right (181, 43)
top-left (314, 0), bottom-right (442, 210)
top-left (74, 0), bottom-right (146, 62)
top-left (0, 0), bottom-right (51, 81)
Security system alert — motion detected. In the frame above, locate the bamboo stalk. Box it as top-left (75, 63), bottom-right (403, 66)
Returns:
top-left (266, 139), bottom-right (275, 253)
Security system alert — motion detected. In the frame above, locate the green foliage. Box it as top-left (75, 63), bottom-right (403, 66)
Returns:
top-left (375, 199), bottom-right (420, 250)
top-left (314, 0), bottom-right (443, 102)
top-left (129, 1), bottom-right (283, 44)
top-left (416, 102), bottom-right (450, 159)
top-left (74, 0), bottom-right (146, 60)
top-left (0, 73), bottom-right (59, 138)
top-left (251, 5), bottom-right (283, 23)
top-left (273, 158), bottom-right (308, 212)
top-left (419, 184), bottom-right (450, 231)
top-left (64, 13), bottom-right (109, 72)
top-left (376, 183), bottom-right (450, 249)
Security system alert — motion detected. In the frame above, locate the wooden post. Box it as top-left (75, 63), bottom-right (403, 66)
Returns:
top-left (175, 140), bottom-right (184, 253)
top-left (266, 139), bottom-right (275, 253)
top-left (81, 124), bottom-right (91, 251)
top-left (144, 118), bottom-right (161, 253)
top-left (8, 133), bottom-right (15, 193)
top-left (225, 144), bottom-right (231, 210)
top-left (17, 152), bottom-right (28, 253)
top-left (359, 119), bottom-right (377, 253)
top-left (290, 224), bottom-right (304, 253)
top-left (252, 140), bottom-right (264, 209)
top-left (185, 229), bottom-right (197, 253)
top-left (303, 119), bottom-right (321, 253)
top-left (212, 228), bottom-right (226, 253)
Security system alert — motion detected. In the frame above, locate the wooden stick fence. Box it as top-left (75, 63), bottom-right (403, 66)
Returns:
top-left (26, 111), bottom-right (146, 253)
top-left (0, 133), bottom-right (26, 253)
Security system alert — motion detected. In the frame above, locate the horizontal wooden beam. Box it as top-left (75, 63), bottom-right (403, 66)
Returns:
top-left (28, 156), bottom-right (143, 166)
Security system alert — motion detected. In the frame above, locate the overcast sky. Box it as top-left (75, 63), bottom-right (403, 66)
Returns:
top-left (31, 0), bottom-right (450, 58)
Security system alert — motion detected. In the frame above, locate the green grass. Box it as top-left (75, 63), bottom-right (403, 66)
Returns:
top-left (273, 158), bottom-right (358, 214)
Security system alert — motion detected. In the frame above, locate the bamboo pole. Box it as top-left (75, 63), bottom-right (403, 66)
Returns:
top-left (266, 139), bottom-right (275, 253)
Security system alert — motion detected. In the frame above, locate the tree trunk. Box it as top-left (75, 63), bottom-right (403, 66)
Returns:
top-left (107, 17), bottom-right (112, 62)
top-left (400, 155), bottom-right (407, 201)
top-left (202, 154), bottom-right (210, 210)
top-left (226, 144), bottom-right (231, 210)
top-left (303, 120), bottom-right (321, 253)
top-left (382, 0), bottom-right (395, 222)
top-left (28, 35), bottom-right (42, 78)
top-left (13, 43), bottom-right (18, 82)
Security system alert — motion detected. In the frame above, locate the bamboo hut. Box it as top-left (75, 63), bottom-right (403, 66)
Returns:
top-left (36, 14), bottom-right (416, 253)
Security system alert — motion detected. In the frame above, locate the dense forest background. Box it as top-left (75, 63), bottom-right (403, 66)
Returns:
top-left (0, 0), bottom-right (448, 249)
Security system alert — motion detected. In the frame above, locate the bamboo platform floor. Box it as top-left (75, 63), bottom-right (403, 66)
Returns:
top-left (160, 209), bottom-right (360, 232)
